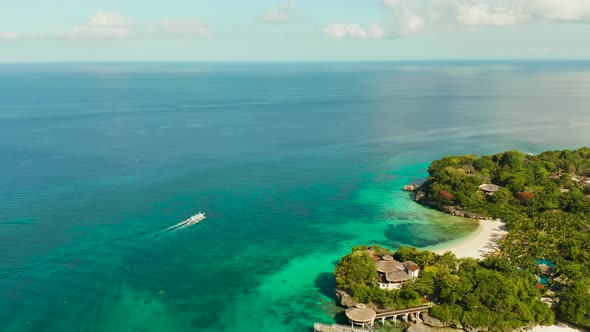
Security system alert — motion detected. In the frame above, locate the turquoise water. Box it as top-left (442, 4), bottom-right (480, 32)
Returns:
top-left (537, 260), bottom-right (555, 267)
top-left (537, 260), bottom-right (555, 285)
top-left (1, 62), bottom-right (590, 331)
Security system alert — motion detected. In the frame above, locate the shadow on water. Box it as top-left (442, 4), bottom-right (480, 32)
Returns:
top-left (314, 273), bottom-right (338, 304)
top-left (369, 240), bottom-right (400, 249)
top-left (385, 223), bottom-right (447, 247)
top-left (334, 311), bottom-right (350, 325)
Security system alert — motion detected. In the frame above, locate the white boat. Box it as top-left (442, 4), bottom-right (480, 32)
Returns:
top-left (185, 212), bottom-right (206, 225)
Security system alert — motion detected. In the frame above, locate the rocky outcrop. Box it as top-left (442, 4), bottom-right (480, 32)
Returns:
top-left (442, 206), bottom-right (492, 220)
top-left (403, 184), bottom-right (420, 192)
top-left (414, 191), bottom-right (426, 202)
top-left (405, 181), bottom-right (494, 220)
top-left (408, 186), bottom-right (493, 221)
top-left (421, 312), bottom-right (447, 328)
top-left (335, 289), bottom-right (357, 308)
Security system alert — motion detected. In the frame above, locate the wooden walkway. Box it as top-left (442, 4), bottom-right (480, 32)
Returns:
top-left (374, 303), bottom-right (434, 325)
top-left (375, 303), bottom-right (433, 319)
top-left (313, 323), bottom-right (376, 332)
top-left (315, 304), bottom-right (434, 331)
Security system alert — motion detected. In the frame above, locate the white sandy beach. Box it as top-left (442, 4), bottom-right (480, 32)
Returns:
top-left (432, 219), bottom-right (507, 259)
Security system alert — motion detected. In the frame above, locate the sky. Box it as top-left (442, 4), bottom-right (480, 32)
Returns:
top-left (1, 0), bottom-right (590, 62)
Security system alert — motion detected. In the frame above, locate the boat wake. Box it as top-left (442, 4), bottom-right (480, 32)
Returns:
top-left (160, 212), bottom-right (206, 233)
top-left (0, 212), bottom-right (207, 279)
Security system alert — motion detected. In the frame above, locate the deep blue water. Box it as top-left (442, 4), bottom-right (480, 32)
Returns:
top-left (1, 62), bottom-right (590, 332)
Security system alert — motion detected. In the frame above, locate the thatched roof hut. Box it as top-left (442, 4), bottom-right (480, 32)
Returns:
top-left (479, 184), bottom-right (500, 193)
top-left (403, 260), bottom-right (420, 272)
top-left (376, 256), bottom-right (404, 273)
top-left (386, 270), bottom-right (411, 283)
top-left (345, 304), bottom-right (376, 324)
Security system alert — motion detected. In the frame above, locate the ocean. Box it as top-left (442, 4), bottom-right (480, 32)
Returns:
top-left (1, 61), bottom-right (590, 332)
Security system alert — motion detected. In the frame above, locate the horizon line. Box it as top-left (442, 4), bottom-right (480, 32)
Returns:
top-left (2, 58), bottom-right (590, 65)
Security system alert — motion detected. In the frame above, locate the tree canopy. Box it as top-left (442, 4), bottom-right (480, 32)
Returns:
top-left (414, 148), bottom-right (590, 328)
top-left (335, 246), bottom-right (554, 331)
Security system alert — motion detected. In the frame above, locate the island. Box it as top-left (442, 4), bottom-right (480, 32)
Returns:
top-left (320, 148), bottom-right (590, 332)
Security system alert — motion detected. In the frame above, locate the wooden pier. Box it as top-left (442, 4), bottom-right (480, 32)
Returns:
top-left (374, 303), bottom-right (434, 325)
top-left (313, 322), bottom-right (376, 332)
top-left (314, 303), bottom-right (433, 331)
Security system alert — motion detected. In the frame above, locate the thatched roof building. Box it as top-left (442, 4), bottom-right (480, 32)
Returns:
top-left (376, 256), bottom-right (404, 273)
top-left (403, 260), bottom-right (420, 272)
top-left (479, 184), bottom-right (501, 193)
top-left (386, 270), bottom-right (411, 283)
top-left (345, 304), bottom-right (376, 327)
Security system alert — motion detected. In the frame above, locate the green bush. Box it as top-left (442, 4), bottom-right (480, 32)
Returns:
top-left (558, 279), bottom-right (590, 328)
top-left (335, 250), bottom-right (377, 290)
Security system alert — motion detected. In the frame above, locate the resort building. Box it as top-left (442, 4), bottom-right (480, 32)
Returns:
top-left (403, 261), bottom-right (420, 278)
top-left (345, 303), bottom-right (376, 329)
top-left (376, 255), bottom-right (420, 290)
top-left (479, 184), bottom-right (501, 195)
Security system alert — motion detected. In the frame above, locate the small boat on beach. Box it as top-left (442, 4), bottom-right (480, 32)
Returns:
top-left (185, 212), bottom-right (206, 226)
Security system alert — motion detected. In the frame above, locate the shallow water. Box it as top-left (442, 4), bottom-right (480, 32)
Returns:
top-left (1, 62), bottom-right (590, 331)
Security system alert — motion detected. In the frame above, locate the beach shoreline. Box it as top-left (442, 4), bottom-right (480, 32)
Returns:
top-left (427, 218), bottom-right (507, 259)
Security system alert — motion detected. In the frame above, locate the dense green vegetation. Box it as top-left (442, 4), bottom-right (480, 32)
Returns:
top-left (335, 246), bottom-right (423, 309)
top-left (335, 246), bottom-right (554, 331)
top-left (418, 148), bottom-right (590, 217)
top-left (415, 147), bottom-right (590, 328)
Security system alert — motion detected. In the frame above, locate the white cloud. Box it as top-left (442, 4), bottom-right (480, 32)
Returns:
top-left (323, 23), bottom-right (386, 39)
top-left (385, 0), bottom-right (526, 35)
top-left (455, 3), bottom-right (527, 26)
top-left (260, 1), bottom-right (303, 23)
top-left (261, 9), bottom-right (290, 23)
top-left (526, 0), bottom-right (590, 22)
top-left (381, 0), bottom-right (590, 38)
top-left (0, 32), bottom-right (19, 40)
top-left (65, 10), bottom-right (135, 39)
top-left (2, 10), bottom-right (214, 41)
top-left (154, 18), bottom-right (213, 36)
top-left (397, 10), bottom-right (426, 35)
top-left (88, 10), bottom-right (133, 27)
